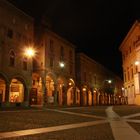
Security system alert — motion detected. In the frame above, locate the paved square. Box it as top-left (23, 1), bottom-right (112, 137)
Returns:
top-left (0, 105), bottom-right (140, 140)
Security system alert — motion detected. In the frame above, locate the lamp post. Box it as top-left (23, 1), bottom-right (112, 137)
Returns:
top-left (24, 47), bottom-right (35, 106)
top-left (24, 47), bottom-right (35, 74)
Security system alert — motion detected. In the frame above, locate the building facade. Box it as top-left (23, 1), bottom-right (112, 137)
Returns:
top-left (30, 20), bottom-right (77, 106)
top-left (120, 20), bottom-right (140, 105)
top-left (76, 53), bottom-right (124, 106)
top-left (0, 0), bottom-right (123, 107)
top-left (0, 0), bottom-right (34, 107)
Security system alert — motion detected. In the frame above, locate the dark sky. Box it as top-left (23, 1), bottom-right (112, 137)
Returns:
top-left (8, 0), bottom-right (140, 78)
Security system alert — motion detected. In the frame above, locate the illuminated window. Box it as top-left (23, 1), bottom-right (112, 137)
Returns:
top-left (9, 79), bottom-right (24, 103)
top-left (9, 51), bottom-right (15, 67)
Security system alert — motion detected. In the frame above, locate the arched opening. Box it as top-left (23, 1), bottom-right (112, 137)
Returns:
top-left (46, 75), bottom-right (55, 104)
top-left (67, 87), bottom-right (74, 106)
top-left (9, 78), bottom-right (24, 103)
top-left (75, 87), bottom-right (80, 105)
top-left (99, 94), bottom-right (103, 105)
top-left (88, 90), bottom-right (92, 106)
top-left (57, 78), bottom-right (65, 105)
top-left (82, 87), bottom-right (87, 106)
top-left (0, 78), bottom-right (6, 103)
top-left (93, 90), bottom-right (97, 105)
top-left (67, 79), bottom-right (75, 106)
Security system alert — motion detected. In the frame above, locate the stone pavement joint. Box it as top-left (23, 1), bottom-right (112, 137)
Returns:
top-left (106, 106), bottom-right (140, 140)
top-left (122, 113), bottom-right (140, 119)
top-left (0, 120), bottom-right (108, 139)
top-left (46, 108), bottom-right (106, 120)
top-left (125, 119), bottom-right (140, 123)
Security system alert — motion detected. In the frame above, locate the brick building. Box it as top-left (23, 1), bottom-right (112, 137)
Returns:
top-left (31, 19), bottom-right (77, 106)
top-left (120, 20), bottom-right (140, 105)
top-left (76, 53), bottom-right (123, 106)
top-left (0, 0), bottom-right (34, 107)
top-left (0, 0), bottom-right (123, 107)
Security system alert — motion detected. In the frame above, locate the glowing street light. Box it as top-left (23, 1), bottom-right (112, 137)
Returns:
top-left (82, 87), bottom-right (86, 91)
top-left (24, 47), bottom-right (35, 58)
top-left (59, 62), bottom-right (65, 68)
top-left (135, 61), bottom-right (139, 66)
top-left (122, 87), bottom-right (124, 91)
top-left (108, 80), bottom-right (112, 84)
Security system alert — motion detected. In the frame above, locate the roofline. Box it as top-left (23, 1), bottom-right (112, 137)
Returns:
top-left (46, 29), bottom-right (77, 49)
top-left (4, 0), bottom-right (34, 21)
top-left (119, 20), bottom-right (139, 51)
top-left (77, 52), bottom-right (122, 79)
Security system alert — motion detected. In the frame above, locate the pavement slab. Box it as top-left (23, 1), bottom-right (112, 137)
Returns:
top-left (0, 120), bottom-right (108, 139)
top-left (106, 106), bottom-right (140, 140)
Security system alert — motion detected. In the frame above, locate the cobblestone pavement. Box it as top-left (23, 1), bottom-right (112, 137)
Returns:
top-left (0, 105), bottom-right (140, 140)
top-left (0, 109), bottom-right (97, 132)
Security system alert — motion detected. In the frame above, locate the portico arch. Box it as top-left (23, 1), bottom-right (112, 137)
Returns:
top-left (0, 73), bottom-right (9, 103)
top-left (9, 77), bottom-right (27, 103)
top-left (67, 78), bottom-right (75, 106)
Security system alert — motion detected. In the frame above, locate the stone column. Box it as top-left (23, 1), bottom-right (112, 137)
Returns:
top-left (73, 87), bottom-right (76, 105)
top-left (92, 91), bottom-right (94, 106)
top-left (87, 91), bottom-right (89, 106)
top-left (62, 86), bottom-right (67, 105)
top-left (53, 84), bottom-right (58, 105)
top-left (23, 85), bottom-right (31, 107)
top-left (80, 89), bottom-right (83, 106)
top-left (5, 83), bottom-right (10, 107)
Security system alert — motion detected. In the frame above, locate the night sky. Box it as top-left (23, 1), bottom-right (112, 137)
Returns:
top-left (7, 0), bottom-right (140, 78)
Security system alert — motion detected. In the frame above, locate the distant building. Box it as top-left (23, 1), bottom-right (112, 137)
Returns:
top-left (76, 53), bottom-right (123, 106)
top-left (120, 20), bottom-right (140, 105)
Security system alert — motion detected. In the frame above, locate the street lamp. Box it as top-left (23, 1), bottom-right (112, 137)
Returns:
top-left (23, 47), bottom-right (35, 106)
top-left (59, 61), bottom-right (65, 68)
top-left (135, 61), bottom-right (139, 66)
top-left (24, 47), bottom-right (35, 58)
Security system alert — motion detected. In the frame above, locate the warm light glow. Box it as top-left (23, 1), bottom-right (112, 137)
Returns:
top-left (122, 87), bottom-right (124, 91)
top-left (69, 82), bottom-right (72, 86)
top-left (135, 61), bottom-right (139, 65)
top-left (94, 90), bottom-right (96, 93)
top-left (59, 62), bottom-right (65, 68)
top-left (83, 88), bottom-right (86, 91)
top-left (25, 47), bottom-right (35, 58)
top-left (108, 80), bottom-right (112, 84)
